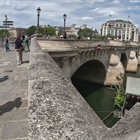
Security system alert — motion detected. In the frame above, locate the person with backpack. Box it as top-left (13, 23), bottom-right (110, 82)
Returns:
top-left (15, 34), bottom-right (24, 66)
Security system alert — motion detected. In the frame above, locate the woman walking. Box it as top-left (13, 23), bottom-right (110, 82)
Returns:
top-left (22, 35), bottom-right (28, 52)
top-left (15, 35), bottom-right (24, 66)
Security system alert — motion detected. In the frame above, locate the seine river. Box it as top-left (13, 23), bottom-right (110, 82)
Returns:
top-left (72, 66), bottom-right (140, 128)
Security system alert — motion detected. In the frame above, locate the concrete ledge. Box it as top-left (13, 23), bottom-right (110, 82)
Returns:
top-left (100, 103), bottom-right (140, 140)
top-left (28, 37), bottom-right (108, 140)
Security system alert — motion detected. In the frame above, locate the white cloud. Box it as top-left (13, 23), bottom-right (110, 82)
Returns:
top-left (82, 17), bottom-right (93, 20)
top-left (0, 0), bottom-right (139, 32)
top-left (112, 0), bottom-right (120, 4)
top-left (130, 0), bottom-right (140, 3)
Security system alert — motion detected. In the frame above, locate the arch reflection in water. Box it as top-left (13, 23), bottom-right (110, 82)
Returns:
top-left (71, 60), bottom-right (120, 128)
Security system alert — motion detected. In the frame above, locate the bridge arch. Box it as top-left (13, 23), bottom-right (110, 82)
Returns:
top-left (71, 60), bottom-right (106, 85)
top-left (120, 53), bottom-right (127, 71)
top-left (136, 51), bottom-right (138, 59)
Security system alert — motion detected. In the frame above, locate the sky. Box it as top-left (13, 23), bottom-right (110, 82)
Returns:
top-left (0, 0), bottom-right (140, 32)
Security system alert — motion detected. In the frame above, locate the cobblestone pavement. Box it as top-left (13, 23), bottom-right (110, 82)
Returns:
top-left (0, 44), bottom-right (29, 140)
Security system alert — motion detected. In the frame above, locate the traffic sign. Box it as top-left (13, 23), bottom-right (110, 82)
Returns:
top-left (3, 21), bottom-right (13, 26)
top-left (3, 21), bottom-right (13, 24)
top-left (3, 23), bottom-right (13, 26)
top-left (0, 26), bottom-right (9, 28)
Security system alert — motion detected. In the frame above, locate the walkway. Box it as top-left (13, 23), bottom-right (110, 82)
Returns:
top-left (0, 44), bottom-right (29, 140)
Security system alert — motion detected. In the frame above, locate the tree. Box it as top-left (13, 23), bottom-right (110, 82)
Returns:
top-left (106, 34), bottom-right (115, 40)
top-left (77, 28), bottom-right (94, 38)
top-left (92, 35), bottom-right (107, 40)
top-left (58, 29), bottom-right (63, 36)
top-left (26, 25), bottom-right (36, 36)
top-left (114, 74), bottom-right (126, 110)
top-left (0, 29), bottom-right (9, 38)
top-left (40, 26), bottom-right (56, 37)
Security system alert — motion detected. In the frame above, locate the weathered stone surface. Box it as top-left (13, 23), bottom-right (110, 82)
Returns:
top-left (100, 103), bottom-right (140, 140)
top-left (129, 51), bottom-right (135, 59)
top-left (29, 38), bottom-right (140, 140)
top-left (109, 54), bottom-right (119, 66)
top-left (28, 38), bottom-right (108, 140)
top-left (3, 121), bottom-right (28, 139)
top-left (0, 108), bottom-right (28, 121)
top-left (0, 46), bottom-right (29, 140)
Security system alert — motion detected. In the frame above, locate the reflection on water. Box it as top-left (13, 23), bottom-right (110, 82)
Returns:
top-left (72, 78), bottom-right (120, 128)
top-left (72, 66), bottom-right (140, 128)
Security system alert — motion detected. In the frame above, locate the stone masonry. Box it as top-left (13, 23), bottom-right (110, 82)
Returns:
top-left (0, 44), bottom-right (29, 140)
top-left (0, 39), bottom-right (140, 140)
top-left (28, 38), bottom-right (108, 140)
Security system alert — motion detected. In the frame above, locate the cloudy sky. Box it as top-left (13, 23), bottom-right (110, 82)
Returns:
top-left (0, 0), bottom-right (140, 32)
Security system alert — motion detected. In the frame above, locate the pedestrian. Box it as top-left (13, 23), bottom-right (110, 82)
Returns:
top-left (22, 35), bottom-right (28, 52)
top-left (15, 34), bottom-right (24, 66)
top-left (5, 35), bottom-right (10, 52)
top-left (25, 36), bottom-right (30, 51)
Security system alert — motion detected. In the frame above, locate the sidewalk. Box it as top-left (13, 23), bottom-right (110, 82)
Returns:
top-left (0, 45), bottom-right (29, 140)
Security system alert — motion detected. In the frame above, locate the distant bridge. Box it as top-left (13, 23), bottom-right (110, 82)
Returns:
top-left (38, 39), bottom-right (140, 85)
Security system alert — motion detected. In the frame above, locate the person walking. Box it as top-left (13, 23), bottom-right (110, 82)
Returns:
top-left (25, 35), bottom-right (30, 51)
top-left (22, 35), bottom-right (28, 52)
top-left (5, 35), bottom-right (10, 52)
top-left (15, 34), bottom-right (24, 66)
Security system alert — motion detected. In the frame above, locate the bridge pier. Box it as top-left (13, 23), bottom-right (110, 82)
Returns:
top-left (126, 51), bottom-right (138, 72)
top-left (137, 52), bottom-right (140, 65)
top-left (104, 54), bottom-right (124, 85)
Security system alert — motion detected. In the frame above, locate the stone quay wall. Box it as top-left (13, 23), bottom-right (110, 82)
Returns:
top-left (28, 37), bottom-right (108, 140)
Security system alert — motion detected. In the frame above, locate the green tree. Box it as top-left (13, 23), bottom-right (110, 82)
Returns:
top-left (0, 29), bottom-right (9, 38)
top-left (58, 29), bottom-right (63, 36)
top-left (114, 74), bottom-right (126, 110)
top-left (106, 34), bottom-right (115, 40)
top-left (40, 27), bottom-right (56, 36)
top-left (92, 35), bottom-right (107, 40)
top-left (78, 28), bottom-right (94, 38)
top-left (26, 25), bottom-right (36, 36)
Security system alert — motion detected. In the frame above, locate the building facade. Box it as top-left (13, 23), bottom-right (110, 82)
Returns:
top-left (100, 20), bottom-right (139, 42)
top-left (8, 28), bottom-right (27, 38)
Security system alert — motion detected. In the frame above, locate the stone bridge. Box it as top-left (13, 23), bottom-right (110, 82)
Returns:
top-left (28, 37), bottom-right (140, 140)
top-left (38, 39), bottom-right (140, 85)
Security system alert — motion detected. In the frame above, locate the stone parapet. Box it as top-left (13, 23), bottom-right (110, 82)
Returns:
top-left (100, 103), bottom-right (140, 140)
top-left (28, 37), bottom-right (108, 140)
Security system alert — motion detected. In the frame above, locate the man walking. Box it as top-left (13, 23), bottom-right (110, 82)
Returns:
top-left (5, 36), bottom-right (10, 52)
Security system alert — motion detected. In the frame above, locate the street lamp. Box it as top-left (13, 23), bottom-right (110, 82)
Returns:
top-left (36, 7), bottom-right (41, 34)
top-left (5, 15), bottom-right (8, 36)
top-left (63, 13), bottom-right (67, 39)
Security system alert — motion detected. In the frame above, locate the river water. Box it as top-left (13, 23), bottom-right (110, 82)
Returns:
top-left (71, 66), bottom-right (140, 128)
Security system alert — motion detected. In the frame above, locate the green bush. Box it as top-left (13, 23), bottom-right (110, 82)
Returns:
top-left (114, 74), bottom-right (126, 110)
top-left (114, 93), bottom-right (125, 110)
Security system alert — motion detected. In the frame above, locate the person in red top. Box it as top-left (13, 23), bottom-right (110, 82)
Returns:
top-left (15, 34), bottom-right (24, 66)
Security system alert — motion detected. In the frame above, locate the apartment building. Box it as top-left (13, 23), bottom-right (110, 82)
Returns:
top-left (100, 20), bottom-right (139, 42)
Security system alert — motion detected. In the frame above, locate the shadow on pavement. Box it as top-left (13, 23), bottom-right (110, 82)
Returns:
top-left (0, 76), bottom-right (9, 83)
top-left (0, 97), bottom-right (22, 116)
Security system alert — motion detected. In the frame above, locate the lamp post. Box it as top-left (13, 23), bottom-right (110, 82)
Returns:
top-left (36, 7), bottom-right (41, 34)
top-left (63, 13), bottom-right (67, 39)
top-left (5, 15), bottom-right (8, 36)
